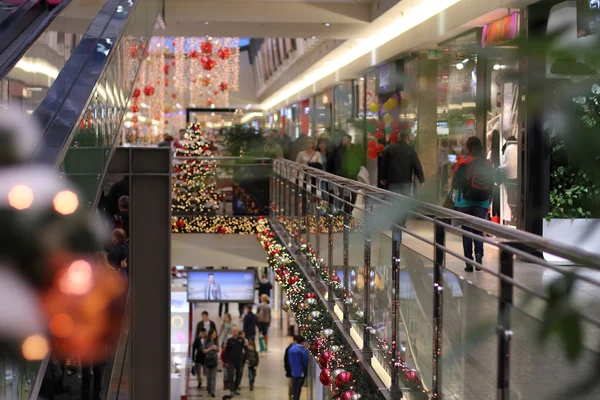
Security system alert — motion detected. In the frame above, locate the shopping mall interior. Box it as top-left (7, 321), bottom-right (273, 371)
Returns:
top-left (1, 0), bottom-right (600, 399)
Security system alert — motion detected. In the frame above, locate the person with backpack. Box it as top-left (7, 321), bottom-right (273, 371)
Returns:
top-left (245, 342), bottom-right (260, 391)
top-left (256, 294), bottom-right (272, 352)
top-left (451, 136), bottom-right (495, 272)
top-left (242, 304), bottom-right (258, 345)
top-left (203, 329), bottom-right (220, 397)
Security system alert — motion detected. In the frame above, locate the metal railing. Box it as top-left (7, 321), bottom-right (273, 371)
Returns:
top-left (270, 158), bottom-right (600, 400)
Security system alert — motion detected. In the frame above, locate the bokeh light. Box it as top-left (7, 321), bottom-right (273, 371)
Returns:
top-left (53, 190), bottom-right (79, 215)
top-left (59, 260), bottom-right (93, 295)
top-left (22, 334), bottom-right (49, 360)
top-left (8, 184), bottom-right (34, 210)
top-left (49, 313), bottom-right (74, 338)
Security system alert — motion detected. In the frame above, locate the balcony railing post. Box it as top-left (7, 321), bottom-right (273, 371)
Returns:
top-left (432, 219), bottom-right (445, 398)
top-left (390, 225), bottom-right (402, 394)
top-left (327, 196), bottom-right (334, 306)
top-left (315, 177), bottom-right (321, 262)
top-left (363, 196), bottom-right (373, 358)
top-left (305, 173), bottom-right (311, 247)
top-left (342, 186), bottom-right (350, 328)
top-left (497, 248), bottom-right (514, 400)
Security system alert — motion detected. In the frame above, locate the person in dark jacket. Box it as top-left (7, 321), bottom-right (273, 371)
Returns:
top-left (380, 131), bottom-right (425, 196)
top-left (105, 176), bottom-right (129, 217)
top-left (257, 275), bottom-right (273, 299)
top-left (288, 335), bottom-right (309, 400)
top-left (113, 195), bottom-right (129, 238)
top-left (242, 304), bottom-right (258, 344)
top-left (192, 328), bottom-right (207, 388)
top-left (195, 311), bottom-right (217, 339)
top-left (245, 342), bottom-right (259, 391)
top-left (107, 229), bottom-right (128, 276)
top-left (223, 326), bottom-right (247, 396)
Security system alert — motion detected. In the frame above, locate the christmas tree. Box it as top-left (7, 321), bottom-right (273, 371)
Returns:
top-left (172, 123), bottom-right (222, 215)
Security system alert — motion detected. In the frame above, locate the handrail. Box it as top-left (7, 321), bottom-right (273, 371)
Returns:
top-left (273, 158), bottom-right (600, 270)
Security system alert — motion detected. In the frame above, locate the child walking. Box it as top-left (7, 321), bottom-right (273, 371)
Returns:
top-left (245, 342), bottom-right (260, 391)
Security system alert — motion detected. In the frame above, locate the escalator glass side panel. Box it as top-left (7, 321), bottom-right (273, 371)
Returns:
top-left (0, 0), bottom-right (104, 115)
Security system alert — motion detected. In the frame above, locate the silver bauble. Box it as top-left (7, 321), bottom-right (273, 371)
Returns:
top-left (330, 345), bottom-right (340, 353)
top-left (356, 310), bottom-right (364, 319)
top-left (309, 311), bottom-right (321, 321)
top-left (331, 368), bottom-right (345, 380)
top-left (298, 301), bottom-right (309, 310)
top-left (344, 297), bottom-right (353, 305)
top-left (351, 394), bottom-right (362, 400)
top-left (282, 300), bottom-right (291, 312)
top-left (305, 297), bottom-right (317, 306)
top-left (320, 328), bottom-right (334, 338)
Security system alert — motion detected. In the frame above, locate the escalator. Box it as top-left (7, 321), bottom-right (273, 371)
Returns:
top-left (0, 0), bottom-right (161, 398)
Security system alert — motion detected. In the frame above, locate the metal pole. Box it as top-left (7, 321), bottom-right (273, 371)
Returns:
top-left (432, 219), bottom-right (445, 398)
top-left (363, 197), bottom-right (372, 357)
top-left (327, 199), bottom-right (334, 306)
top-left (497, 249), bottom-right (514, 400)
top-left (390, 226), bottom-right (402, 394)
top-left (342, 186), bottom-right (350, 327)
top-left (305, 174), bottom-right (311, 246)
top-left (315, 177), bottom-right (321, 263)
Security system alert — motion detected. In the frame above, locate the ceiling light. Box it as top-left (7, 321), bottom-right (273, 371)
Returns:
top-left (462, 58), bottom-right (469, 64)
top-left (360, 77), bottom-right (365, 81)
top-left (210, 104), bottom-right (215, 109)
top-left (204, 21), bottom-right (209, 25)
top-left (312, 36), bottom-right (317, 40)
top-left (245, 104), bottom-right (252, 110)
top-left (455, 63), bottom-right (464, 70)
top-left (324, 23), bottom-right (331, 27)
top-left (260, 0), bottom-right (461, 110)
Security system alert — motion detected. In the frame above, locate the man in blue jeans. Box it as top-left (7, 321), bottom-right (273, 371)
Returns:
top-left (452, 137), bottom-right (493, 272)
top-left (288, 335), bottom-right (309, 400)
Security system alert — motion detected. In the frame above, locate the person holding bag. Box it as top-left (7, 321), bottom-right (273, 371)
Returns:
top-left (203, 330), bottom-right (220, 397)
top-left (256, 294), bottom-right (272, 352)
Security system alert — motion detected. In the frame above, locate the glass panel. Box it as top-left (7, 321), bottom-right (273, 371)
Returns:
top-left (347, 207), bottom-right (365, 345)
top-left (396, 244), bottom-right (434, 392)
top-left (314, 90), bottom-right (332, 136)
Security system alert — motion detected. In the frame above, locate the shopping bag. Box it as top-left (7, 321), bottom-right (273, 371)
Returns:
top-left (258, 334), bottom-right (266, 352)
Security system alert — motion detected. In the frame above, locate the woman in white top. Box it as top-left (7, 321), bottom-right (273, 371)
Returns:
top-left (295, 138), bottom-right (322, 167)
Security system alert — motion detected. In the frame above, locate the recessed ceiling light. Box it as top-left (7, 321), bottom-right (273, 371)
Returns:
top-left (359, 77), bottom-right (364, 81)
top-left (324, 23), bottom-right (331, 27)
top-left (204, 21), bottom-right (209, 25)
top-left (312, 36), bottom-right (317, 40)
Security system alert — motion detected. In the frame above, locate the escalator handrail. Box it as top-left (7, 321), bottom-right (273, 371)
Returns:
top-left (0, 0), bottom-right (73, 79)
top-left (32, 0), bottom-right (141, 168)
top-left (0, 0), bottom-right (38, 38)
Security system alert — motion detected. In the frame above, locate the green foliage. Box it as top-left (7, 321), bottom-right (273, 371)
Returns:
top-left (222, 125), bottom-right (266, 157)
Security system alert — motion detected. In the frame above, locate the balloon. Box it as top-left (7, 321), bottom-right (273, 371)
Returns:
top-left (367, 149), bottom-right (378, 160)
top-left (319, 368), bottom-right (332, 386)
top-left (369, 102), bottom-right (379, 112)
top-left (383, 114), bottom-right (393, 125)
top-left (366, 119), bottom-right (377, 133)
top-left (372, 130), bottom-right (384, 140)
top-left (375, 143), bottom-right (385, 153)
top-left (389, 130), bottom-right (399, 145)
top-left (390, 119), bottom-right (400, 131)
top-left (377, 121), bottom-right (386, 130)
top-left (383, 98), bottom-right (398, 112)
top-left (367, 140), bottom-right (376, 149)
top-left (384, 126), bottom-right (392, 134)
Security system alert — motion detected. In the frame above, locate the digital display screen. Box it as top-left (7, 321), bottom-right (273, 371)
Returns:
top-left (187, 270), bottom-right (255, 302)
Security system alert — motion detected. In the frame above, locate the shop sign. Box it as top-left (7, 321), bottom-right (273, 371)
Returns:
top-left (481, 13), bottom-right (520, 48)
top-left (428, 50), bottom-right (440, 60)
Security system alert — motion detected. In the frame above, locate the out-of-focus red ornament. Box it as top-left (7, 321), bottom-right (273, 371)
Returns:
top-left (219, 81), bottom-right (229, 92)
top-left (164, 64), bottom-right (170, 74)
top-left (335, 371), bottom-right (353, 388)
top-left (214, 89), bottom-right (220, 96)
top-left (164, 120), bottom-right (169, 125)
top-left (319, 368), bottom-right (332, 386)
top-left (406, 370), bottom-right (417, 381)
top-left (131, 116), bottom-right (138, 123)
top-left (132, 88), bottom-right (141, 98)
top-left (205, 98), bottom-right (213, 106)
top-left (217, 226), bottom-right (226, 234)
top-left (143, 85), bottom-right (155, 96)
top-left (171, 61), bottom-right (176, 66)
top-left (201, 41), bottom-right (213, 54)
top-left (129, 45), bottom-right (139, 58)
top-left (171, 93), bottom-right (177, 99)
top-left (189, 50), bottom-right (199, 59)
top-left (312, 338), bottom-right (324, 353)
top-left (201, 77), bottom-right (212, 86)
top-left (304, 292), bottom-right (316, 300)
top-left (341, 391), bottom-right (356, 400)
top-left (191, 77), bottom-right (197, 83)
top-left (165, 78), bottom-right (169, 87)
top-left (217, 47), bottom-right (231, 59)
top-left (176, 219), bottom-right (185, 229)
top-left (201, 57), bottom-right (215, 71)
top-left (130, 105), bottom-right (139, 113)
top-left (154, 112), bottom-right (161, 120)
top-left (288, 276), bottom-right (299, 285)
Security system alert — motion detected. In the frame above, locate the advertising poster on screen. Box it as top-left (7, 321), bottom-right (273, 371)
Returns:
top-left (187, 270), bottom-right (255, 302)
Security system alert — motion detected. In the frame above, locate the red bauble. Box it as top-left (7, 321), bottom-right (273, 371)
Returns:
top-left (217, 47), bottom-right (231, 59)
top-left (406, 370), bottom-right (417, 381)
top-left (129, 45), bottom-right (139, 58)
top-left (191, 77), bottom-right (197, 83)
top-left (288, 276), bottom-right (299, 285)
top-left (219, 81), bottom-right (229, 92)
top-left (201, 77), bottom-right (211, 86)
top-left (132, 88), bottom-right (141, 98)
top-left (201, 41), bottom-right (213, 54)
top-left (268, 231), bottom-right (276, 238)
top-left (341, 391), bottom-right (356, 400)
top-left (174, 166), bottom-right (181, 173)
top-left (163, 64), bottom-right (170, 74)
top-left (188, 50), bottom-right (199, 59)
top-left (143, 85), bottom-right (155, 96)
top-left (331, 274), bottom-right (341, 283)
top-left (312, 339), bottom-right (324, 353)
top-left (281, 269), bottom-right (290, 276)
top-left (130, 105), bottom-right (139, 113)
top-left (304, 292), bottom-right (316, 300)
top-left (320, 350), bottom-right (333, 363)
top-left (176, 219), bottom-right (185, 229)
top-left (205, 98), bottom-right (213, 106)
top-left (200, 57), bottom-right (215, 71)
top-left (335, 371), bottom-right (353, 388)
top-left (217, 226), bottom-right (226, 234)
top-left (171, 93), bottom-right (177, 99)
top-left (319, 368), bottom-right (332, 386)
top-left (214, 89), bottom-right (220, 96)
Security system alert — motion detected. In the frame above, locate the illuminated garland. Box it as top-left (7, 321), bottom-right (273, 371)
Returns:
top-left (172, 123), bottom-right (223, 214)
top-left (257, 219), bottom-right (429, 399)
top-left (172, 216), bottom-right (258, 234)
top-left (279, 214), bottom-right (364, 235)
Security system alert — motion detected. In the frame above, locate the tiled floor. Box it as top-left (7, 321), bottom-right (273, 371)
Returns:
top-left (187, 304), bottom-right (308, 400)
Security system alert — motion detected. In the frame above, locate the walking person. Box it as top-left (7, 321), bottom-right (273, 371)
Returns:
top-left (257, 274), bottom-right (273, 299)
top-left (256, 294), bottom-right (272, 352)
top-left (219, 313), bottom-right (234, 347)
top-left (451, 136), bottom-right (494, 272)
top-left (192, 328), bottom-right (207, 389)
top-left (196, 311), bottom-right (217, 339)
top-left (223, 326), bottom-right (247, 396)
top-left (288, 335), bottom-right (309, 400)
top-left (107, 229), bottom-right (128, 277)
top-left (242, 304), bottom-right (258, 345)
top-left (379, 130), bottom-right (425, 196)
top-left (284, 336), bottom-right (295, 400)
top-left (203, 330), bottom-right (220, 397)
top-left (245, 342), bottom-right (260, 391)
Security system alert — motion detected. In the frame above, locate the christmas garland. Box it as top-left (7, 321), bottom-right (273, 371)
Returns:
top-left (280, 213), bottom-right (364, 235)
top-left (256, 218), bottom-right (380, 400)
top-left (256, 218), bottom-right (430, 399)
top-left (172, 216), bottom-right (258, 234)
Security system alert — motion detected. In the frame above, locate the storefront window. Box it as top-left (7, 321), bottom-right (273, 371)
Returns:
top-left (314, 90), bottom-right (332, 136)
top-left (333, 81), bottom-right (353, 132)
